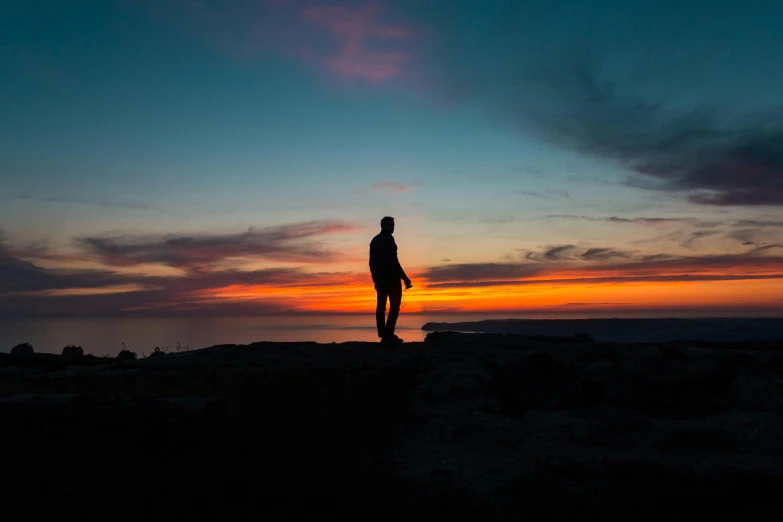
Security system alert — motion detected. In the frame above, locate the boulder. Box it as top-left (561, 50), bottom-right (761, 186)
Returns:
top-left (686, 356), bottom-right (719, 374)
top-left (732, 375), bottom-right (774, 411)
top-left (521, 409), bottom-right (608, 445)
top-left (650, 409), bottom-right (783, 453)
top-left (431, 369), bottom-right (491, 401)
top-left (62, 345), bottom-right (84, 363)
top-left (522, 351), bottom-right (558, 376)
top-left (149, 347), bottom-right (166, 358)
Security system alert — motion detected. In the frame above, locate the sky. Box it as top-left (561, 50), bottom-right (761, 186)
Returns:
top-left (1, 0), bottom-right (782, 317)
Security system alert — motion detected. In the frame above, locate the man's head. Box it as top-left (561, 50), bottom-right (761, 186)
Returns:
top-left (380, 216), bottom-right (395, 233)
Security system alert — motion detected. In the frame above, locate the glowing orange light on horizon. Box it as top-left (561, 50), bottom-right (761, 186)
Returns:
top-left (191, 272), bottom-right (783, 314)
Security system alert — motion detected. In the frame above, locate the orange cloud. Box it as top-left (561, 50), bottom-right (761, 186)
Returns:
top-left (4, 224), bottom-right (783, 317)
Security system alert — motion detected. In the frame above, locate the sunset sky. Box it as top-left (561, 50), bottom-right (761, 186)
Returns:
top-left (2, 0), bottom-right (782, 317)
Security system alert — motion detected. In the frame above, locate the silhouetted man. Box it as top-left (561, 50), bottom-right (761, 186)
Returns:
top-left (370, 216), bottom-right (412, 343)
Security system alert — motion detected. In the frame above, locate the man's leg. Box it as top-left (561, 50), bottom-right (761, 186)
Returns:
top-left (375, 284), bottom-right (388, 338)
top-left (384, 281), bottom-right (402, 337)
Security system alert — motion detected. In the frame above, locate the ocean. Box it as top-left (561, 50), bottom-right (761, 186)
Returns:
top-left (0, 313), bottom-right (492, 356)
top-left (3, 312), bottom-right (779, 357)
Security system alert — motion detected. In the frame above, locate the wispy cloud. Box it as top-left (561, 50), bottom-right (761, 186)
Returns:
top-left (526, 244), bottom-right (579, 261)
top-left (17, 195), bottom-right (164, 213)
top-left (1, 226), bottom-right (371, 316)
top-left (544, 215), bottom-right (710, 227)
top-left (520, 190), bottom-right (574, 201)
top-left (732, 219), bottom-right (783, 228)
top-left (419, 9), bottom-right (783, 208)
top-left (580, 247), bottom-right (634, 261)
top-left (523, 244), bottom-right (633, 262)
top-left (137, 0), bottom-right (412, 83)
top-left (370, 181), bottom-right (410, 193)
top-left (542, 213), bottom-right (783, 250)
top-left (4, 225), bottom-right (783, 316)
top-left (301, 3), bottom-right (412, 82)
top-left (517, 55), bottom-right (783, 206)
top-left (519, 191), bottom-right (548, 199)
top-left (426, 273), bottom-right (783, 289)
top-left (76, 220), bottom-right (356, 270)
top-left (423, 242), bottom-right (783, 288)
top-left (424, 262), bottom-right (546, 283)
top-left (0, 232), bottom-right (61, 292)
top-left (680, 230), bottom-right (720, 249)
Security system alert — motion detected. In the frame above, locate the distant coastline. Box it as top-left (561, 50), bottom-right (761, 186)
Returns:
top-left (422, 317), bottom-right (783, 343)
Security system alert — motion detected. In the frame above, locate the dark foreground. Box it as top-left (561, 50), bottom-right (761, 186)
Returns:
top-left (2, 333), bottom-right (783, 521)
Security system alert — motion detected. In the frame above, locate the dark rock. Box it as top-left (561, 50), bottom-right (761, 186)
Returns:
top-left (651, 409), bottom-right (783, 453)
top-left (685, 355), bottom-right (719, 374)
top-left (581, 380), bottom-right (607, 405)
top-left (658, 344), bottom-right (690, 363)
top-left (431, 371), bottom-right (488, 400)
top-left (0, 394), bottom-right (231, 425)
top-left (2, 333), bottom-right (783, 521)
top-left (523, 351), bottom-right (557, 375)
top-left (149, 347), bottom-right (166, 358)
top-left (585, 359), bottom-right (615, 375)
top-left (582, 344), bottom-right (619, 361)
top-left (10, 342), bottom-right (34, 363)
top-left (508, 454), bottom-right (783, 521)
top-left (631, 375), bottom-right (728, 414)
top-left (62, 345), bottom-right (84, 363)
top-left (732, 375), bottom-right (776, 411)
top-left (521, 409), bottom-right (608, 445)
top-left (531, 333), bottom-right (594, 344)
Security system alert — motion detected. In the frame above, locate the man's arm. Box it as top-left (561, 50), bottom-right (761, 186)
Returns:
top-left (391, 237), bottom-right (411, 286)
top-left (369, 243), bottom-right (378, 284)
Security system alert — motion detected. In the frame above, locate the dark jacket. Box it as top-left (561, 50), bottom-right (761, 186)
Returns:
top-left (369, 230), bottom-right (408, 285)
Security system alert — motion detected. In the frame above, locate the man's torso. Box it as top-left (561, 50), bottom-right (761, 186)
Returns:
top-left (369, 232), bottom-right (398, 284)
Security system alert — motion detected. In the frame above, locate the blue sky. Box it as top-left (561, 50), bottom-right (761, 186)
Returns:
top-left (1, 0), bottom-right (782, 316)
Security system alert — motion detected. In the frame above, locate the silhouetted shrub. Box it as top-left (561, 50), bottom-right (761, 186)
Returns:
top-left (116, 349), bottom-right (137, 362)
top-left (10, 342), bottom-right (35, 362)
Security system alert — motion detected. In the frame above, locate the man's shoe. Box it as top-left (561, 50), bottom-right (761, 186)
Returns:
top-left (381, 334), bottom-right (404, 344)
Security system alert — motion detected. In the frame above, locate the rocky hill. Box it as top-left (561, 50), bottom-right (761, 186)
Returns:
top-left (421, 317), bottom-right (783, 342)
top-left (2, 332), bottom-right (782, 521)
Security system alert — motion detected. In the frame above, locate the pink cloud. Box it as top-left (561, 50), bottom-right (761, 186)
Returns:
top-left (135, 1), bottom-right (413, 83)
top-left (326, 44), bottom-right (408, 82)
top-left (298, 45), bottom-right (314, 61)
top-left (302, 3), bottom-right (412, 82)
top-left (302, 4), bottom-right (409, 41)
top-left (371, 182), bottom-right (410, 193)
top-left (377, 26), bottom-right (412, 39)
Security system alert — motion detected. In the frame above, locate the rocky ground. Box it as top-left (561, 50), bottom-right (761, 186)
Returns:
top-left (2, 333), bottom-right (783, 521)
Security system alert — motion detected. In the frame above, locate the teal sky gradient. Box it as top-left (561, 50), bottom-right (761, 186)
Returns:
top-left (2, 0), bottom-right (783, 316)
